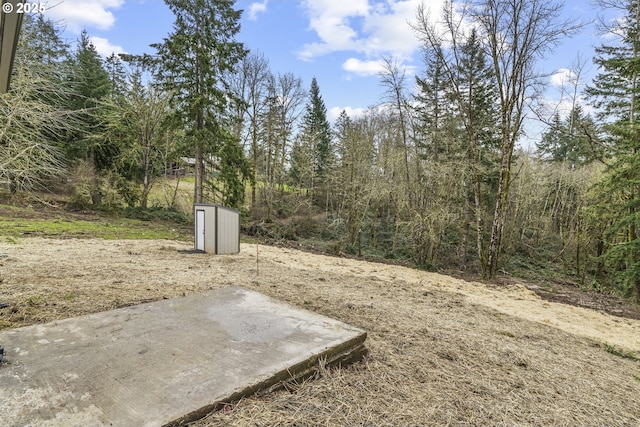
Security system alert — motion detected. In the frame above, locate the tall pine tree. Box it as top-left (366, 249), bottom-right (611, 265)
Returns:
top-left (413, 50), bottom-right (450, 163)
top-left (585, 0), bottom-right (640, 301)
top-left (66, 31), bottom-right (113, 171)
top-left (151, 0), bottom-right (248, 206)
top-left (104, 53), bottom-right (128, 103)
top-left (413, 25), bottom-right (500, 275)
top-left (537, 106), bottom-right (600, 165)
top-left (295, 77), bottom-right (332, 193)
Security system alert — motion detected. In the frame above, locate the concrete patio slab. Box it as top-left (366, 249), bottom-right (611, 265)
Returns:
top-left (0, 286), bottom-right (367, 427)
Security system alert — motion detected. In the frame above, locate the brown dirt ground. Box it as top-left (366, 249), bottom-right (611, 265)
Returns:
top-left (1, 237), bottom-right (640, 426)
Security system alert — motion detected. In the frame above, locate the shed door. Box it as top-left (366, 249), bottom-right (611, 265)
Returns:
top-left (195, 209), bottom-right (205, 251)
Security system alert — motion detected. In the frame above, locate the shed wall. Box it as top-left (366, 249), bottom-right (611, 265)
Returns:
top-left (216, 206), bottom-right (240, 254)
top-left (194, 203), bottom-right (240, 254)
top-left (205, 207), bottom-right (217, 253)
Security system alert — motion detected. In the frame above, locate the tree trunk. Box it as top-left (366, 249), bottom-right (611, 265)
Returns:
top-left (141, 141), bottom-right (151, 209)
top-left (251, 124), bottom-right (258, 208)
top-left (194, 143), bottom-right (204, 204)
top-left (461, 179), bottom-right (470, 271)
top-left (8, 173), bottom-right (17, 194)
top-left (487, 147), bottom-right (513, 278)
top-left (633, 183), bottom-right (640, 303)
top-left (469, 136), bottom-right (487, 277)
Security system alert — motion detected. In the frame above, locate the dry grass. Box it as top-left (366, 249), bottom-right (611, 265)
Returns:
top-left (1, 237), bottom-right (639, 426)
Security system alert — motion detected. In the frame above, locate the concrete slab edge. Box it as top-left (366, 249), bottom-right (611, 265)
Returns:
top-left (166, 332), bottom-right (368, 427)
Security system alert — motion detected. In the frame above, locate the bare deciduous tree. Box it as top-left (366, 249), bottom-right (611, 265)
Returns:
top-left (471, 0), bottom-right (581, 277)
top-left (0, 54), bottom-right (74, 193)
top-left (379, 57), bottom-right (412, 202)
top-left (414, 0), bottom-right (581, 277)
top-left (227, 51), bottom-right (271, 207)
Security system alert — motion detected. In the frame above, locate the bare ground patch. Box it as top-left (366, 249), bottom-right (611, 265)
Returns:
top-left (1, 238), bottom-right (639, 426)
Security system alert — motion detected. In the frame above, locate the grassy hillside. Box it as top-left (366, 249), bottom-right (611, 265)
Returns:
top-left (0, 192), bottom-right (193, 242)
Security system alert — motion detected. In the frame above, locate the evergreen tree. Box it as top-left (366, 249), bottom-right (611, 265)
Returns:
top-left (258, 86), bottom-right (283, 187)
top-left (151, 0), bottom-right (248, 206)
top-left (413, 0), bottom-right (579, 277)
top-left (413, 50), bottom-right (450, 162)
top-left (456, 29), bottom-right (500, 154)
top-left (66, 31), bottom-right (113, 170)
top-left (537, 106), bottom-right (601, 165)
top-left (538, 112), bottom-right (567, 162)
top-left (456, 28), bottom-right (501, 274)
top-left (24, 15), bottom-right (70, 66)
top-left (288, 134), bottom-right (314, 190)
top-left (297, 77), bottom-right (332, 190)
top-left (104, 53), bottom-right (128, 102)
top-left (253, 81), bottom-right (287, 221)
top-left (585, 0), bottom-right (640, 301)
top-left (335, 110), bottom-right (354, 167)
top-left (413, 26), bottom-right (500, 274)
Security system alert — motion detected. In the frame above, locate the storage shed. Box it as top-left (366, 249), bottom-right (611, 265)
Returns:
top-left (193, 203), bottom-right (240, 254)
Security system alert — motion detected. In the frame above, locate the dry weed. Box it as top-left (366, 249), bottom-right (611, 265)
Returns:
top-left (0, 238), bottom-right (639, 426)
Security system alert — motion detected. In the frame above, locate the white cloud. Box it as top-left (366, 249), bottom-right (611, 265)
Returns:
top-left (298, 0), bottom-right (369, 60)
top-left (360, 0), bottom-right (424, 58)
top-left (328, 106), bottom-right (367, 122)
top-left (44, 0), bottom-right (124, 33)
top-left (248, 0), bottom-right (269, 21)
top-left (342, 57), bottom-right (386, 76)
top-left (297, 0), bottom-right (442, 62)
top-left (551, 68), bottom-right (578, 87)
top-left (343, 56), bottom-right (417, 82)
top-left (89, 36), bottom-right (126, 57)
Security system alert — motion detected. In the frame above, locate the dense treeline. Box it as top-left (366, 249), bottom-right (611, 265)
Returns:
top-left (1, 0), bottom-right (639, 301)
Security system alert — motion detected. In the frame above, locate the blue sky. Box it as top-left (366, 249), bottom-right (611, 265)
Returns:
top-left (42, 0), bottom-right (605, 138)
